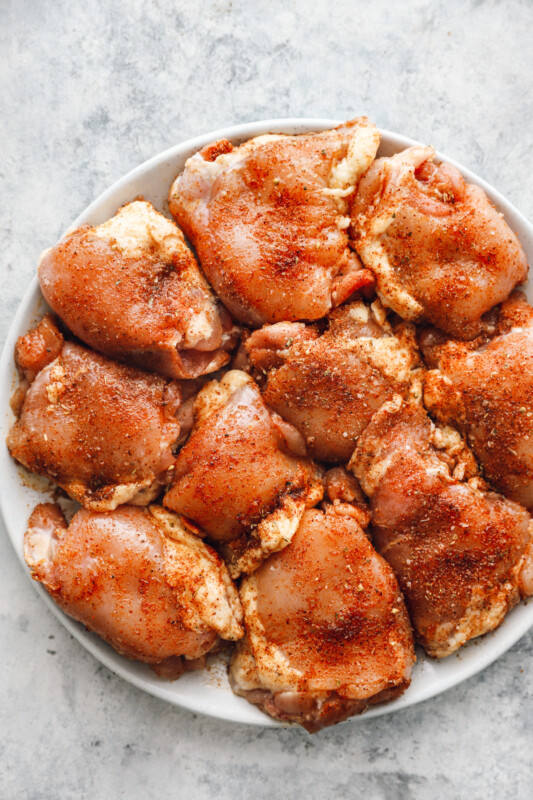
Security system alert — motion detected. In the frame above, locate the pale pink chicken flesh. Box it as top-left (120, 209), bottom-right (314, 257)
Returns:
top-left (351, 146), bottom-right (528, 339)
top-left (422, 291), bottom-right (533, 510)
top-left (8, 316), bottom-right (186, 510)
top-left (230, 500), bottom-right (414, 732)
top-left (246, 300), bottom-right (420, 462)
top-left (38, 200), bottom-right (238, 379)
top-left (24, 503), bottom-right (243, 676)
top-left (351, 398), bottom-right (533, 657)
top-left (10, 121), bottom-right (533, 723)
top-left (163, 371), bottom-right (323, 577)
top-left (169, 119), bottom-right (381, 326)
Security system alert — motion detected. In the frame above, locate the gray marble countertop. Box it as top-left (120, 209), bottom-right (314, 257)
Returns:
top-left (2, 1), bottom-right (533, 797)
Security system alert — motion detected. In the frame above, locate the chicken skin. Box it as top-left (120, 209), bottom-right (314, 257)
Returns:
top-left (24, 503), bottom-right (243, 676)
top-left (351, 146), bottom-right (528, 339)
top-left (350, 398), bottom-right (533, 657)
top-left (246, 300), bottom-right (421, 462)
top-left (163, 370), bottom-right (323, 577)
top-left (230, 493), bottom-right (414, 732)
top-left (8, 316), bottom-right (187, 510)
top-left (168, 119), bottom-right (380, 326)
top-left (422, 292), bottom-right (533, 510)
top-left (39, 200), bottom-right (238, 379)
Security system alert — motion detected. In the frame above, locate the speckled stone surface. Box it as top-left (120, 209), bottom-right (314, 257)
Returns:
top-left (2, 1), bottom-right (533, 797)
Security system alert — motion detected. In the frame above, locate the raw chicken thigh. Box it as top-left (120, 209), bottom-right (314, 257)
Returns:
top-left (351, 146), bottom-right (528, 338)
top-left (163, 370), bottom-right (323, 577)
top-left (24, 503), bottom-right (243, 676)
top-left (422, 291), bottom-right (533, 510)
top-left (246, 299), bottom-right (420, 462)
top-left (351, 398), bottom-right (533, 657)
top-left (12, 114), bottom-right (533, 727)
top-left (8, 316), bottom-right (187, 510)
top-left (169, 119), bottom-right (380, 326)
top-left (39, 200), bottom-right (238, 379)
top-left (230, 479), bottom-right (414, 732)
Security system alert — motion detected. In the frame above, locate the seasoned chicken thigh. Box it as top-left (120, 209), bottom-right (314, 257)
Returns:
top-left (39, 200), bottom-right (238, 379)
top-left (351, 398), bottom-right (533, 657)
top-left (351, 147), bottom-right (528, 338)
top-left (24, 503), bottom-right (243, 676)
top-left (422, 292), bottom-right (533, 510)
top-left (163, 370), bottom-right (323, 577)
top-left (169, 119), bottom-right (380, 326)
top-left (13, 312), bottom-right (65, 386)
top-left (230, 494), bottom-right (414, 732)
top-left (8, 316), bottom-right (187, 510)
top-left (246, 300), bottom-right (420, 462)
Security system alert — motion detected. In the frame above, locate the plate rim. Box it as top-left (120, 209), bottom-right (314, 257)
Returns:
top-left (2, 116), bottom-right (533, 729)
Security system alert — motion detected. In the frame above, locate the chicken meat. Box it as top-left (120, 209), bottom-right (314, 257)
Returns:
top-left (8, 315), bottom-right (188, 510)
top-left (163, 370), bottom-right (324, 577)
top-left (351, 146), bottom-right (528, 339)
top-left (350, 397), bottom-right (533, 657)
top-left (422, 291), bottom-right (533, 510)
top-left (168, 119), bottom-right (380, 326)
top-left (39, 200), bottom-right (238, 379)
top-left (230, 477), bottom-right (414, 732)
top-left (24, 503), bottom-right (243, 676)
top-left (246, 299), bottom-right (421, 462)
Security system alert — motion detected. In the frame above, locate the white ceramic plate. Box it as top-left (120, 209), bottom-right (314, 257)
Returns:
top-left (2, 119), bottom-right (533, 729)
